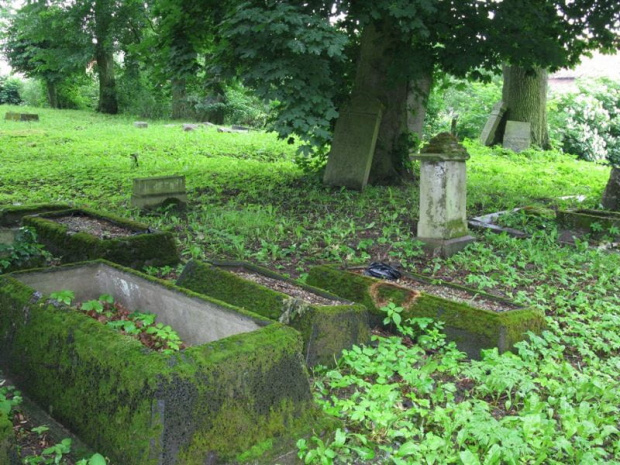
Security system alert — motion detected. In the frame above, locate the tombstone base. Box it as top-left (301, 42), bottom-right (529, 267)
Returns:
top-left (417, 235), bottom-right (476, 258)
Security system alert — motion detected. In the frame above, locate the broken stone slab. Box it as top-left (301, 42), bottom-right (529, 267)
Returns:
top-left (503, 121), bottom-right (531, 152)
top-left (133, 121), bottom-right (148, 128)
top-left (216, 126), bottom-right (249, 133)
top-left (231, 124), bottom-right (250, 131)
top-left (183, 123), bottom-right (200, 131)
top-left (479, 101), bottom-right (507, 146)
top-left (306, 265), bottom-right (546, 359)
top-left (22, 208), bottom-right (180, 269)
top-left (556, 209), bottom-right (620, 239)
top-left (0, 260), bottom-right (321, 464)
top-left (468, 208), bottom-right (530, 239)
top-left (5, 112), bottom-right (39, 122)
top-left (176, 260), bottom-right (370, 367)
top-left (323, 94), bottom-right (384, 191)
top-left (131, 175), bottom-right (188, 209)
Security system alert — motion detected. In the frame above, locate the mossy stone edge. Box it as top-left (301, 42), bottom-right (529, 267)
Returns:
top-left (306, 265), bottom-right (546, 358)
top-left (0, 203), bottom-right (72, 227)
top-left (176, 260), bottom-right (371, 367)
top-left (22, 208), bottom-right (179, 269)
top-left (0, 260), bottom-right (324, 464)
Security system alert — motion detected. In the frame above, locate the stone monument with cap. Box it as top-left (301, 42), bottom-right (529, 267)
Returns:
top-left (413, 132), bottom-right (475, 257)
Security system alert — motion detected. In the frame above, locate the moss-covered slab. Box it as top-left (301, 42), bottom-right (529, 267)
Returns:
top-left (22, 208), bottom-right (179, 269)
top-left (556, 209), bottom-right (620, 238)
top-left (0, 260), bottom-right (323, 464)
top-left (176, 260), bottom-right (370, 367)
top-left (0, 204), bottom-right (72, 227)
top-left (306, 265), bottom-right (546, 358)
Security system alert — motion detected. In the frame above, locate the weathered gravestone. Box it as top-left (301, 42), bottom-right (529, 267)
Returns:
top-left (131, 175), bottom-right (188, 209)
top-left (5, 112), bottom-right (39, 122)
top-left (133, 121), bottom-right (148, 128)
top-left (323, 94), bottom-right (383, 191)
top-left (503, 121), bottom-right (531, 152)
top-left (413, 133), bottom-right (475, 257)
top-left (479, 101), bottom-right (507, 146)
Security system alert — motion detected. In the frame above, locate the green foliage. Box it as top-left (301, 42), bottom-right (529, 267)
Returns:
top-left (549, 78), bottom-right (620, 166)
top-left (0, 227), bottom-right (49, 273)
top-left (0, 75), bottom-right (22, 104)
top-left (49, 290), bottom-right (75, 306)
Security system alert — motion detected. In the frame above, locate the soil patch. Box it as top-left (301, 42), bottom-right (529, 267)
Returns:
top-left (52, 215), bottom-right (136, 239)
top-left (231, 269), bottom-right (341, 306)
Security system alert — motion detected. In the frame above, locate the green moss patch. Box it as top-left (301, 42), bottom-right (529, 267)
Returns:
top-left (22, 208), bottom-right (179, 269)
top-left (0, 204), bottom-right (71, 227)
top-left (306, 265), bottom-right (546, 358)
top-left (176, 260), bottom-right (370, 367)
top-left (0, 261), bottom-right (322, 464)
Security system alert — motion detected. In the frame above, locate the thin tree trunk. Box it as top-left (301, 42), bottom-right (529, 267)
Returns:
top-left (45, 80), bottom-right (58, 109)
top-left (602, 167), bottom-right (620, 211)
top-left (171, 77), bottom-right (187, 119)
top-left (407, 71), bottom-right (433, 147)
top-left (500, 65), bottom-right (549, 148)
top-left (95, 43), bottom-right (118, 114)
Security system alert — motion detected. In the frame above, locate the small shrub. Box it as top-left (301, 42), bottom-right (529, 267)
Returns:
top-left (0, 75), bottom-right (23, 105)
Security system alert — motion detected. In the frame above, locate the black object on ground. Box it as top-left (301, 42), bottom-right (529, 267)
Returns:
top-left (363, 262), bottom-right (401, 280)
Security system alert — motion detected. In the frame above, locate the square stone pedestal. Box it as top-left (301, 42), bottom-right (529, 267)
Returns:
top-left (417, 235), bottom-right (476, 258)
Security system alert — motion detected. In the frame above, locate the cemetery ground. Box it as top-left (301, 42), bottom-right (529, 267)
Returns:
top-left (1, 105), bottom-right (620, 464)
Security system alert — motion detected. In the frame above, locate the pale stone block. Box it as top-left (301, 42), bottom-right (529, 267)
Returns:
top-left (503, 121), bottom-right (531, 152)
top-left (131, 175), bottom-right (187, 208)
top-left (479, 101), bottom-right (506, 146)
top-left (133, 121), bottom-right (148, 128)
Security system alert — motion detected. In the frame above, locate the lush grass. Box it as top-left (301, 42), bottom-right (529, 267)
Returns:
top-left (1, 106), bottom-right (619, 464)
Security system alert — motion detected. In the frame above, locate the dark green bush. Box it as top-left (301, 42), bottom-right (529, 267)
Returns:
top-left (0, 76), bottom-right (22, 105)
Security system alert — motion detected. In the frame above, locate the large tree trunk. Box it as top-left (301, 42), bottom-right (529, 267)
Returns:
top-left (171, 77), bottom-right (188, 119)
top-left (602, 167), bottom-right (620, 211)
top-left (95, 44), bottom-right (118, 114)
top-left (45, 80), bottom-right (58, 109)
top-left (500, 66), bottom-right (549, 148)
top-left (345, 22), bottom-right (412, 185)
top-left (407, 72), bottom-right (433, 147)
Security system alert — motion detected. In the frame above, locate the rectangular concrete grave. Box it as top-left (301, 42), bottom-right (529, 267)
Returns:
top-left (479, 101), bottom-right (507, 146)
top-left (176, 260), bottom-right (370, 367)
top-left (323, 94), bottom-right (383, 190)
top-left (0, 204), bottom-right (72, 227)
top-left (22, 208), bottom-right (179, 269)
top-left (0, 260), bottom-right (321, 464)
top-left (468, 208), bottom-right (530, 238)
top-left (131, 176), bottom-right (188, 209)
top-left (4, 112), bottom-right (39, 122)
top-left (503, 121), bottom-right (531, 152)
top-left (306, 265), bottom-right (546, 359)
top-left (556, 209), bottom-right (620, 239)
top-left (0, 227), bottom-right (47, 273)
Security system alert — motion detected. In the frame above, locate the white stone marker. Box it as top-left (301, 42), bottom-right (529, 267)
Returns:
top-left (503, 121), bottom-right (531, 152)
top-left (413, 132), bottom-right (475, 257)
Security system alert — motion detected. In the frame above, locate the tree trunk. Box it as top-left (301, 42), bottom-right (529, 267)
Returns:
top-left (500, 66), bottom-right (549, 148)
top-left (602, 166), bottom-right (620, 211)
top-left (407, 71), bottom-right (433, 148)
top-left (171, 77), bottom-right (187, 119)
top-left (95, 43), bottom-right (118, 114)
top-left (45, 80), bottom-right (58, 109)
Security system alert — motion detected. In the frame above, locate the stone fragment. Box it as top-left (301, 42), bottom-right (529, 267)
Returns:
top-left (183, 124), bottom-right (199, 131)
top-left (479, 101), bottom-right (507, 146)
top-left (133, 121), bottom-right (148, 128)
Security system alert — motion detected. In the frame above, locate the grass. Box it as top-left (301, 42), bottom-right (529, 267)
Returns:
top-left (1, 106), bottom-right (619, 464)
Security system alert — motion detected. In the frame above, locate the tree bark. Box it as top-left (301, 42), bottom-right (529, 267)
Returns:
top-left (407, 71), bottom-right (433, 148)
top-left (500, 66), bottom-right (549, 149)
top-left (45, 80), bottom-right (58, 109)
top-left (602, 167), bottom-right (620, 211)
top-left (171, 77), bottom-right (188, 119)
top-left (95, 43), bottom-right (118, 114)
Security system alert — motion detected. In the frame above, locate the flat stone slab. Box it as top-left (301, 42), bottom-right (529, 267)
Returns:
top-left (0, 260), bottom-right (319, 464)
top-left (4, 112), bottom-right (39, 122)
top-left (468, 208), bottom-right (530, 238)
top-left (176, 260), bottom-right (370, 367)
top-left (479, 101), bottom-right (507, 146)
top-left (133, 121), bottom-right (148, 128)
top-left (556, 208), bottom-right (620, 238)
top-left (306, 265), bottom-right (546, 359)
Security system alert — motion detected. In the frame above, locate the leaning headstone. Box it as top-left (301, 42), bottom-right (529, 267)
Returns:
top-left (131, 175), bottom-right (188, 209)
top-left (503, 121), bottom-right (531, 152)
top-left (479, 101), bottom-right (507, 146)
top-left (412, 133), bottom-right (475, 257)
top-left (323, 94), bottom-right (383, 191)
top-left (133, 121), bottom-right (148, 128)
